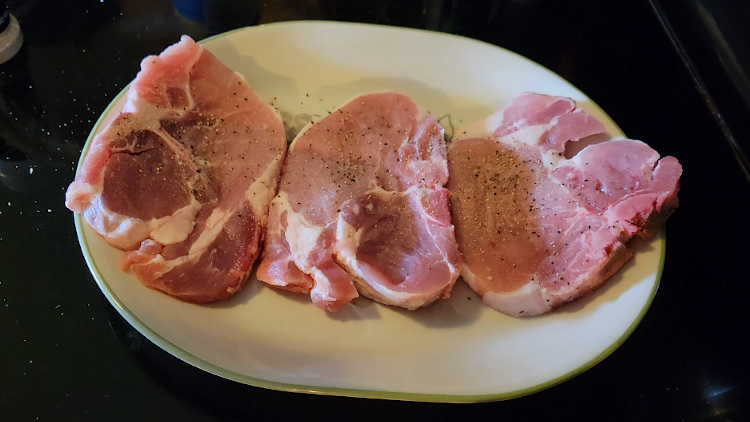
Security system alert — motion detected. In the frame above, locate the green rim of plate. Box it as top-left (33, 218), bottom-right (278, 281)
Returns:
top-left (73, 21), bottom-right (666, 403)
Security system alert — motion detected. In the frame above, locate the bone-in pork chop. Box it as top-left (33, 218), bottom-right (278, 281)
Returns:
top-left (447, 92), bottom-right (681, 316)
top-left (257, 92), bottom-right (462, 311)
top-left (66, 36), bottom-right (287, 303)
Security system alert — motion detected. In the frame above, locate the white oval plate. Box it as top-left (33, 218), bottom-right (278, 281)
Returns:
top-left (75, 21), bottom-right (664, 403)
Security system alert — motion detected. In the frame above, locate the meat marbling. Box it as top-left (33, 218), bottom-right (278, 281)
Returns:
top-left (257, 92), bottom-right (462, 312)
top-left (65, 36), bottom-right (287, 303)
top-left (447, 92), bottom-right (681, 316)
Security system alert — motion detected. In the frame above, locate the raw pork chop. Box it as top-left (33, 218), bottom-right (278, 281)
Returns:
top-left (66, 36), bottom-right (287, 303)
top-left (448, 92), bottom-right (681, 316)
top-left (257, 92), bottom-right (462, 311)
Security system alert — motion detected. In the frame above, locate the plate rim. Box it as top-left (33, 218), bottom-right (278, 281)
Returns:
top-left (73, 20), bottom-right (665, 403)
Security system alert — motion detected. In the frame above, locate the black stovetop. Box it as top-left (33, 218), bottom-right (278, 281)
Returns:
top-left (1, 1), bottom-right (748, 421)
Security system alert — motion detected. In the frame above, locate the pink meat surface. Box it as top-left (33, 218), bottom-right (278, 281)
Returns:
top-left (66, 36), bottom-right (286, 303)
top-left (257, 92), bottom-right (462, 312)
top-left (447, 92), bottom-right (681, 316)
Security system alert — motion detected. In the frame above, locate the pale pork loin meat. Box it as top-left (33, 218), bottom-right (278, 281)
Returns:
top-left (448, 92), bottom-right (681, 316)
top-left (257, 92), bottom-right (462, 312)
top-left (65, 36), bottom-right (286, 303)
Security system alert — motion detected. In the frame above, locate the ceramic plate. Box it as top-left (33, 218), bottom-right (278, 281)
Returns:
top-left (74, 21), bottom-right (665, 402)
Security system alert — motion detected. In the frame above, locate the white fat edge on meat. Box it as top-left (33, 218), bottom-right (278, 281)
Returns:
top-left (404, 109), bottom-right (448, 175)
top-left (333, 186), bottom-right (448, 308)
top-left (120, 35), bottom-right (204, 138)
top-left (309, 268), bottom-right (335, 304)
top-left (123, 87), bottom-right (194, 118)
top-left (148, 197), bottom-right (201, 245)
top-left (263, 200), bottom-right (287, 244)
top-left (84, 194), bottom-right (150, 250)
top-left (123, 89), bottom-right (147, 114)
top-left (132, 113), bottom-right (242, 248)
top-left (135, 254), bottom-right (172, 280)
top-left (255, 200), bottom-right (295, 289)
top-left (358, 280), bottom-right (435, 310)
top-left (460, 265), bottom-right (478, 291)
top-left (536, 110), bottom-right (589, 173)
top-left (127, 36), bottom-right (202, 114)
top-left (333, 188), bottom-right (394, 299)
top-left (140, 157), bottom-right (285, 272)
top-left (400, 103), bottom-right (431, 150)
top-left (181, 79), bottom-right (196, 112)
top-left (413, 187), bottom-right (461, 278)
top-left (272, 192), bottom-right (324, 271)
top-left (119, 94), bottom-right (171, 131)
top-left (333, 200), bottom-right (395, 304)
top-left (334, 205), bottom-right (364, 275)
top-left (245, 156), bottom-right (283, 224)
top-left (130, 125), bottom-right (203, 246)
top-left (185, 206), bottom-right (232, 260)
top-left (335, 221), bottom-right (427, 308)
top-left (66, 178), bottom-right (99, 211)
top-left (499, 123), bottom-right (553, 148)
top-left (491, 117), bottom-right (567, 180)
top-left (131, 206), bottom-right (231, 272)
top-left (84, 188), bottom-right (198, 250)
top-left (482, 279), bottom-right (552, 317)
top-left (333, 238), bottom-right (424, 309)
top-left (68, 111), bottom-right (145, 211)
top-left (181, 160), bottom-right (285, 263)
top-left (273, 192), bottom-right (341, 304)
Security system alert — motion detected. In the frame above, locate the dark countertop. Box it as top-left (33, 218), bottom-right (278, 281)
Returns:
top-left (1, 1), bottom-right (748, 420)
